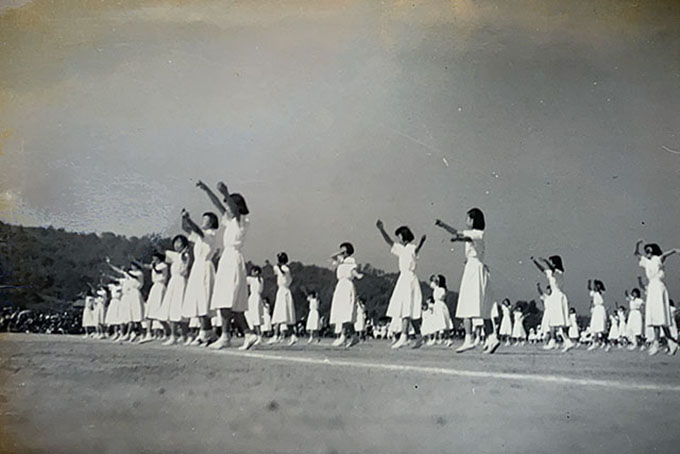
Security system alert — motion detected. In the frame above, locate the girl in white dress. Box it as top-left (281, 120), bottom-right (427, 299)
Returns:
top-left (245, 266), bottom-right (265, 347)
top-left (587, 280), bottom-right (607, 350)
top-left (95, 288), bottom-right (108, 339)
top-left (531, 256), bottom-right (575, 352)
top-left (329, 242), bottom-right (364, 348)
top-left (625, 288), bottom-right (644, 349)
top-left (616, 306), bottom-right (627, 347)
top-left (106, 259), bottom-right (145, 343)
top-left (139, 253), bottom-right (169, 344)
top-left (435, 209), bottom-right (497, 354)
top-left (430, 275), bottom-right (453, 346)
top-left (537, 283), bottom-right (551, 344)
top-left (180, 209), bottom-right (219, 347)
top-left (377, 221), bottom-right (427, 350)
top-left (81, 290), bottom-right (96, 338)
top-left (262, 298), bottom-right (273, 336)
top-left (269, 253), bottom-right (298, 345)
top-left (159, 235), bottom-right (191, 346)
top-left (105, 281), bottom-right (122, 340)
top-left (634, 240), bottom-right (680, 356)
top-left (511, 305), bottom-right (527, 345)
top-left (421, 298), bottom-right (436, 345)
top-left (567, 308), bottom-right (579, 344)
top-left (197, 181), bottom-right (254, 350)
top-left (306, 291), bottom-right (321, 343)
top-left (354, 297), bottom-right (368, 342)
top-left (498, 299), bottom-right (513, 345)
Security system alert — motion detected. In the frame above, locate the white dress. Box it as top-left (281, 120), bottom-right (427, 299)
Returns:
top-left (543, 270), bottom-right (569, 327)
top-left (105, 283), bottom-right (122, 326)
top-left (627, 298), bottom-right (643, 337)
top-left (385, 243), bottom-right (423, 321)
top-left (589, 291), bottom-right (607, 334)
top-left (455, 230), bottom-right (489, 319)
top-left (181, 230), bottom-right (218, 319)
top-left (432, 286), bottom-right (453, 332)
top-left (421, 304), bottom-right (435, 336)
top-left (306, 297), bottom-right (321, 331)
top-left (82, 296), bottom-right (95, 328)
top-left (121, 270), bottom-right (145, 323)
top-left (511, 309), bottom-right (526, 339)
top-left (499, 305), bottom-right (512, 336)
top-left (160, 249), bottom-right (190, 323)
top-left (616, 309), bottom-right (627, 339)
top-left (330, 257), bottom-right (359, 326)
top-left (640, 256), bottom-right (672, 327)
top-left (245, 276), bottom-right (264, 328)
top-left (146, 263), bottom-right (168, 321)
top-left (354, 304), bottom-right (366, 332)
top-left (272, 265), bottom-right (296, 325)
top-left (95, 292), bottom-right (107, 325)
top-left (211, 216), bottom-right (249, 312)
top-left (608, 315), bottom-right (619, 340)
top-left (262, 305), bottom-right (273, 332)
top-left (568, 313), bottom-right (579, 339)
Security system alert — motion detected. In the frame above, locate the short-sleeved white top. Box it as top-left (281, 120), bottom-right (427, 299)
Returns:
top-left (433, 286), bottom-right (446, 303)
top-left (189, 229), bottom-right (218, 262)
top-left (166, 250), bottom-right (190, 278)
top-left (336, 256), bottom-right (358, 280)
top-left (222, 215), bottom-right (248, 251)
top-left (274, 264), bottom-right (293, 288)
top-left (590, 290), bottom-right (604, 306)
top-left (545, 269), bottom-right (564, 293)
top-left (247, 276), bottom-right (263, 296)
top-left (391, 243), bottom-right (417, 273)
top-left (639, 256), bottom-right (664, 282)
top-left (462, 229), bottom-right (485, 262)
top-left (151, 262), bottom-right (169, 284)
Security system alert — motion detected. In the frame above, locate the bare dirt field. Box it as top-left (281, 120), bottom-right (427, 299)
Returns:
top-left (1, 334), bottom-right (679, 453)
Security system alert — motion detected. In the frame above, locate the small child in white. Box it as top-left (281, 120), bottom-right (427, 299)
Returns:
top-left (354, 298), bottom-right (368, 342)
top-left (567, 308), bottom-right (580, 345)
top-left (511, 304), bottom-right (527, 346)
top-left (587, 280), bottom-right (607, 351)
top-left (306, 291), bottom-right (321, 343)
top-left (499, 299), bottom-right (513, 346)
top-left (376, 220), bottom-right (427, 350)
top-left (430, 275), bottom-right (453, 347)
top-left (625, 288), bottom-right (644, 350)
top-left (244, 266), bottom-right (265, 349)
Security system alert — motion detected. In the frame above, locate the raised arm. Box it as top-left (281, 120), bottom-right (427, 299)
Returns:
top-left (181, 209), bottom-right (204, 238)
top-left (531, 256), bottom-right (546, 273)
top-left (352, 268), bottom-right (364, 280)
top-left (536, 282), bottom-right (543, 296)
top-left (587, 280), bottom-right (592, 291)
top-left (415, 235), bottom-right (427, 255)
top-left (661, 248), bottom-right (679, 263)
top-left (434, 219), bottom-right (458, 236)
top-left (634, 239), bottom-right (644, 257)
top-left (376, 220), bottom-right (394, 247)
top-left (216, 182), bottom-right (239, 221)
top-left (105, 257), bottom-right (126, 276)
top-left (196, 180), bottom-right (226, 216)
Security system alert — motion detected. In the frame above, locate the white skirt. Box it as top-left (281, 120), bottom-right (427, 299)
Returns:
top-left (121, 289), bottom-right (144, 323)
top-left (590, 306), bottom-right (606, 333)
top-left (354, 309), bottom-right (366, 332)
top-left (262, 310), bottom-right (273, 332)
top-left (617, 319), bottom-right (627, 339)
top-left (608, 321), bottom-right (619, 340)
top-left (455, 259), bottom-right (488, 319)
top-left (272, 287), bottom-right (296, 325)
top-left (211, 248), bottom-right (248, 312)
top-left (512, 319), bottom-right (526, 339)
top-left (181, 260), bottom-right (215, 319)
top-left (105, 298), bottom-right (120, 326)
top-left (544, 290), bottom-right (568, 327)
top-left (330, 278), bottom-right (357, 326)
top-left (82, 307), bottom-right (95, 328)
top-left (160, 275), bottom-right (187, 323)
top-left (627, 310), bottom-right (643, 337)
top-left (146, 282), bottom-right (167, 320)
top-left (421, 312), bottom-right (435, 336)
top-left (245, 294), bottom-right (264, 328)
top-left (645, 279), bottom-right (672, 327)
top-left (432, 301), bottom-right (453, 332)
top-left (307, 310), bottom-right (321, 331)
top-left (386, 271), bottom-right (422, 320)
top-left (568, 324), bottom-right (579, 340)
top-left (188, 317), bottom-right (200, 328)
top-left (499, 314), bottom-right (512, 336)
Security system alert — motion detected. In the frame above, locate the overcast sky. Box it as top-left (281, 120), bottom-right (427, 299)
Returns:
top-left (1, 0), bottom-right (679, 311)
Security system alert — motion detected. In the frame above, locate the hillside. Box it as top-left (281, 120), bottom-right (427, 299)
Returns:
top-left (0, 222), bottom-right (458, 320)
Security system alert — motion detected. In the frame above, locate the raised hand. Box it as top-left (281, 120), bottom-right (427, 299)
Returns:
top-left (181, 208), bottom-right (189, 218)
top-left (435, 219), bottom-right (443, 227)
top-left (376, 219), bottom-right (384, 230)
top-left (216, 181), bottom-right (229, 195)
top-left (196, 180), bottom-right (209, 191)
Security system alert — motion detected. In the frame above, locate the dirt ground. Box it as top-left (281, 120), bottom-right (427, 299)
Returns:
top-left (1, 334), bottom-right (679, 453)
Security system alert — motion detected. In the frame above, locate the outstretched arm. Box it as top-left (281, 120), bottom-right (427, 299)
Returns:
top-left (587, 280), bottom-right (592, 291)
top-left (536, 282), bottom-right (543, 296)
top-left (181, 209), bottom-right (204, 238)
top-left (634, 239), bottom-right (644, 257)
top-left (531, 256), bottom-right (546, 273)
top-left (105, 258), bottom-right (126, 276)
top-left (434, 219), bottom-right (458, 236)
top-left (415, 235), bottom-right (427, 255)
top-left (376, 220), bottom-right (394, 247)
top-left (196, 180), bottom-right (226, 216)
top-left (661, 248), bottom-right (679, 263)
top-left (216, 182), bottom-right (239, 221)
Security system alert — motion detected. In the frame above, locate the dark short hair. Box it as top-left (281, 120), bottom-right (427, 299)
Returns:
top-left (172, 234), bottom-right (189, 249)
top-left (152, 252), bottom-right (165, 262)
top-left (229, 193), bottom-right (249, 215)
top-left (436, 274), bottom-right (447, 289)
top-left (645, 243), bottom-right (662, 256)
top-left (548, 255), bottom-right (564, 273)
top-left (467, 208), bottom-right (486, 230)
top-left (395, 226), bottom-right (415, 243)
top-left (594, 280), bottom-right (606, 292)
top-left (340, 242), bottom-right (354, 256)
top-left (250, 265), bottom-right (262, 274)
top-left (202, 212), bottom-right (219, 229)
top-left (631, 288), bottom-right (641, 298)
top-left (277, 252), bottom-right (289, 264)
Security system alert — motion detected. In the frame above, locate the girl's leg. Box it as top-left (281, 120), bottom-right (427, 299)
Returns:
top-left (287, 325), bottom-right (298, 345)
top-left (455, 318), bottom-right (476, 352)
top-left (661, 326), bottom-right (678, 355)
